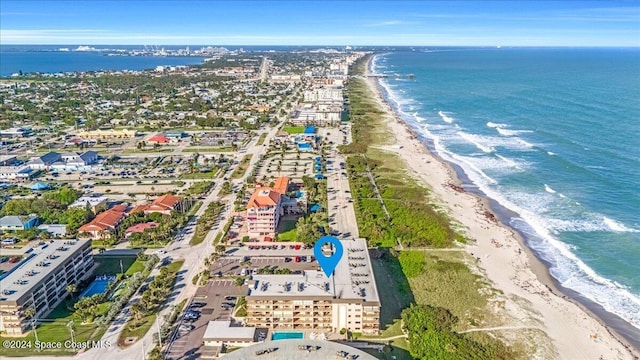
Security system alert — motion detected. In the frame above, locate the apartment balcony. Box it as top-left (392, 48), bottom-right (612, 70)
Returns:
top-left (273, 324), bottom-right (294, 329)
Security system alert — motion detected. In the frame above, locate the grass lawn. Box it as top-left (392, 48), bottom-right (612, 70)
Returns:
top-left (93, 254), bottom-right (138, 276)
top-left (256, 133), bottom-right (267, 146)
top-left (404, 250), bottom-right (495, 330)
top-left (231, 154), bottom-right (253, 179)
top-left (0, 301), bottom-right (108, 356)
top-left (282, 126), bottom-right (305, 134)
top-left (190, 233), bottom-right (205, 246)
top-left (118, 260), bottom-right (184, 346)
top-left (179, 168), bottom-right (219, 180)
top-left (277, 219), bottom-right (297, 241)
top-left (182, 147), bottom-right (233, 152)
top-left (122, 148), bottom-right (174, 154)
top-left (186, 200), bottom-right (203, 216)
top-left (125, 259), bottom-right (145, 276)
top-left (370, 251), bottom-right (414, 329)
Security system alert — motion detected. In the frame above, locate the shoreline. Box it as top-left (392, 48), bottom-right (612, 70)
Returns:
top-left (363, 54), bottom-right (639, 359)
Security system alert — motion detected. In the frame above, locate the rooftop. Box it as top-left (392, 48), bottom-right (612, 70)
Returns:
top-left (247, 187), bottom-right (281, 208)
top-left (249, 271), bottom-right (335, 299)
top-left (69, 196), bottom-right (108, 208)
top-left (330, 238), bottom-right (380, 304)
top-left (272, 176), bottom-right (289, 195)
top-left (0, 239), bottom-right (91, 302)
top-left (220, 339), bottom-right (376, 360)
top-left (203, 320), bottom-right (256, 341)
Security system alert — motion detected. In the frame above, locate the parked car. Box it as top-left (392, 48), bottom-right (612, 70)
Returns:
top-left (224, 296), bottom-right (237, 301)
top-left (295, 256), bottom-right (301, 263)
top-left (179, 324), bottom-right (195, 332)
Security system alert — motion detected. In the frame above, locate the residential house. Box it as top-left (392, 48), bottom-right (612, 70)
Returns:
top-left (0, 214), bottom-right (39, 232)
top-left (37, 224), bottom-right (68, 237)
top-left (77, 204), bottom-right (127, 239)
top-left (67, 151), bottom-right (98, 167)
top-left (124, 222), bottom-right (158, 238)
top-left (0, 166), bottom-right (34, 182)
top-left (129, 194), bottom-right (185, 215)
top-left (69, 196), bottom-right (108, 213)
top-left (0, 155), bottom-right (18, 166)
top-left (28, 152), bottom-right (61, 170)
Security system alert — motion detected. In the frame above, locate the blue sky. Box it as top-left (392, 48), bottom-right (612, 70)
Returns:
top-left (1, 1), bottom-right (639, 46)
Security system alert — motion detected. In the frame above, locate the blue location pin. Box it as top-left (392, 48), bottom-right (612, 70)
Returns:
top-left (314, 235), bottom-right (344, 278)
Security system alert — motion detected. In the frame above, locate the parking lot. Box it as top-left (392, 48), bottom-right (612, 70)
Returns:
top-left (229, 245), bottom-right (314, 259)
top-left (165, 280), bottom-right (246, 360)
top-left (212, 256), bottom-right (319, 277)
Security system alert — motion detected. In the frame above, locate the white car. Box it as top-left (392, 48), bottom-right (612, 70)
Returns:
top-left (240, 268), bottom-right (247, 276)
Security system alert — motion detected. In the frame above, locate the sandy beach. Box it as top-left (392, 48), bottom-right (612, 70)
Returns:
top-left (363, 57), bottom-right (639, 360)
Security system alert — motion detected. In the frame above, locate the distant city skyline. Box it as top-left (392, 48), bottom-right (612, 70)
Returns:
top-left (1, 1), bottom-right (639, 46)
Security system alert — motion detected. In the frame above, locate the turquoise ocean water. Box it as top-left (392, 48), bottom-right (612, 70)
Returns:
top-left (373, 48), bottom-right (640, 337)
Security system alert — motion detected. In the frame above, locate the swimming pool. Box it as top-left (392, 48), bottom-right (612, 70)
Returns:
top-left (79, 279), bottom-right (112, 298)
top-left (271, 331), bottom-right (304, 340)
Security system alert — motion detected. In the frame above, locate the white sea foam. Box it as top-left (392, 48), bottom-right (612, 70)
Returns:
top-left (547, 151), bottom-right (556, 156)
top-left (544, 184), bottom-right (557, 193)
top-left (495, 154), bottom-right (525, 170)
top-left (474, 187), bottom-right (640, 330)
top-left (438, 111), bottom-right (455, 123)
top-left (456, 131), bottom-right (534, 152)
top-left (515, 138), bottom-right (534, 148)
top-left (496, 127), bottom-right (533, 137)
top-left (603, 217), bottom-right (639, 233)
top-left (486, 122), bottom-right (507, 128)
top-left (423, 131), bottom-right (640, 329)
top-left (458, 132), bottom-right (495, 153)
top-left (373, 52), bottom-right (640, 329)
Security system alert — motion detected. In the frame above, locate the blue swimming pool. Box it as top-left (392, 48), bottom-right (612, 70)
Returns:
top-left (271, 331), bottom-right (304, 340)
top-left (79, 277), bottom-right (114, 298)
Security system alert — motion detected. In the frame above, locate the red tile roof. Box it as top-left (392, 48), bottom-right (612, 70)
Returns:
top-left (150, 194), bottom-right (180, 210)
top-left (148, 134), bottom-right (170, 143)
top-left (78, 206), bottom-right (126, 232)
top-left (128, 204), bottom-right (150, 214)
top-left (247, 187), bottom-right (281, 209)
top-left (272, 176), bottom-right (289, 195)
top-left (125, 222), bottom-right (159, 234)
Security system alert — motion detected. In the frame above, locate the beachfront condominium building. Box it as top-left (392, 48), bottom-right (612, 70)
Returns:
top-left (245, 238), bottom-right (380, 335)
top-left (246, 177), bottom-right (290, 239)
top-left (0, 239), bottom-right (94, 335)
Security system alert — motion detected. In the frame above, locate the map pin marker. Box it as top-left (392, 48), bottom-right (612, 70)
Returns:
top-left (314, 235), bottom-right (343, 278)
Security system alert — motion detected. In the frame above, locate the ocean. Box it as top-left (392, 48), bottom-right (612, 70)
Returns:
top-left (0, 45), bottom-right (207, 77)
top-left (0, 45), bottom-right (350, 77)
top-left (372, 48), bottom-right (640, 337)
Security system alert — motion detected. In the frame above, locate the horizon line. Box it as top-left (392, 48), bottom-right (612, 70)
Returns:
top-left (2, 44), bottom-right (639, 48)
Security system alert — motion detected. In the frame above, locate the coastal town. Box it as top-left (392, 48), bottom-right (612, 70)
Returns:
top-left (0, 47), bottom-right (638, 360)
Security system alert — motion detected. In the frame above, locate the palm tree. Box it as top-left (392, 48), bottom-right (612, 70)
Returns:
top-left (66, 284), bottom-right (78, 297)
top-left (130, 302), bottom-right (145, 322)
top-left (23, 306), bottom-right (39, 341)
